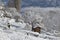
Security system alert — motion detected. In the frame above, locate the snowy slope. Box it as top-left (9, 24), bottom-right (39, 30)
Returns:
top-left (0, 4), bottom-right (60, 40)
top-left (0, 5), bottom-right (47, 40)
top-left (0, 17), bottom-right (48, 40)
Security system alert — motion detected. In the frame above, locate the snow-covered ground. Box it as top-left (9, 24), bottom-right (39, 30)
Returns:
top-left (0, 6), bottom-right (49, 40)
top-left (0, 16), bottom-right (48, 40)
top-left (0, 28), bottom-right (50, 40)
top-left (21, 7), bottom-right (60, 40)
top-left (0, 3), bottom-right (60, 40)
top-left (21, 7), bottom-right (60, 33)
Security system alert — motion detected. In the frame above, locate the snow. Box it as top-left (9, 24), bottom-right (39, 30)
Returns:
top-left (24, 23), bottom-right (32, 30)
top-left (0, 29), bottom-right (49, 40)
top-left (0, 5), bottom-right (60, 40)
top-left (22, 7), bottom-right (60, 32)
top-left (21, 7), bottom-right (60, 40)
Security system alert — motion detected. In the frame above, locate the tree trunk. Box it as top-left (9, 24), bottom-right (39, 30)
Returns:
top-left (8, 0), bottom-right (21, 12)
